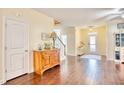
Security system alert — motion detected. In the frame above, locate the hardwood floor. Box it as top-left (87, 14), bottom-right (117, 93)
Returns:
top-left (4, 55), bottom-right (124, 85)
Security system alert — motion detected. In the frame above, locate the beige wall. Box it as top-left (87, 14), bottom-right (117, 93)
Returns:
top-left (62, 26), bottom-right (76, 56)
top-left (0, 9), bottom-right (54, 83)
top-left (77, 25), bottom-right (107, 56)
top-left (97, 25), bottom-right (107, 55)
top-left (75, 27), bottom-right (81, 50)
top-left (0, 9), bottom-right (3, 81)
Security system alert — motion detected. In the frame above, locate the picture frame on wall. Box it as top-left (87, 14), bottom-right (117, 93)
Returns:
top-left (41, 33), bottom-right (50, 40)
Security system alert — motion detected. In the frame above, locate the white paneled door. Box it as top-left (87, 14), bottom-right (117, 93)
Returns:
top-left (6, 18), bottom-right (28, 80)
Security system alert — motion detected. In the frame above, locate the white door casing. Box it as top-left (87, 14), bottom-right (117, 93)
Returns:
top-left (5, 18), bottom-right (29, 80)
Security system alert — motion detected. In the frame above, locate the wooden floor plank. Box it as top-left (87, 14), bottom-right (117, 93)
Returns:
top-left (4, 56), bottom-right (124, 85)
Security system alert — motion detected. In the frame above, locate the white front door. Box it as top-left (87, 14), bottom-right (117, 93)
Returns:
top-left (6, 18), bottom-right (28, 80)
top-left (88, 33), bottom-right (97, 54)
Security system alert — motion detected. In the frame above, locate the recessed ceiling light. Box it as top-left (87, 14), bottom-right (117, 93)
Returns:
top-left (88, 26), bottom-right (94, 31)
top-left (89, 28), bottom-right (93, 31)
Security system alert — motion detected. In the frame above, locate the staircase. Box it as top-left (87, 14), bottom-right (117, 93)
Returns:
top-left (55, 35), bottom-right (66, 61)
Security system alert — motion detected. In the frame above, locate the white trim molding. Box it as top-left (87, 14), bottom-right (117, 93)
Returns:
top-left (107, 58), bottom-right (114, 61)
top-left (67, 53), bottom-right (77, 56)
top-left (0, 79), bottom-right (5, 85)
top-left (60, 56), bottom-right (66, 61)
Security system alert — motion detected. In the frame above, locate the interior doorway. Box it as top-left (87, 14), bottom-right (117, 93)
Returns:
top-left (88, 32), bottom-right (97, 54)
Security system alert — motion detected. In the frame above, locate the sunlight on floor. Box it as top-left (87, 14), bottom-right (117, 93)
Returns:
top-left (88, 59), bottom-right (97, 71)
top-left (81, 54), bottom-right (101, 60)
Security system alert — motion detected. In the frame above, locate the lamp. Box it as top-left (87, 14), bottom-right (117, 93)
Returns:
top-left (50, 32), bottom-right (57, 48)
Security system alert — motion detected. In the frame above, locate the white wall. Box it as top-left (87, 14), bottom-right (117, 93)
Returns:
top-left (0, 9), bottom-right (54, 83)
top-left (62, 27), bottom-right (76, 56)
top-left (0, 9), bottom-right (3, 83)
top-left (107, 23), bottom-right (119, 60)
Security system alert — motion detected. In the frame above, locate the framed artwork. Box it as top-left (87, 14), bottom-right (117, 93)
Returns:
top-left (41, 33), bottom-right (50, 40)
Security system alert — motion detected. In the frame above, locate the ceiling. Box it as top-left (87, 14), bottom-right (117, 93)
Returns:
top-left (34, 8), bottom-right (124, 27)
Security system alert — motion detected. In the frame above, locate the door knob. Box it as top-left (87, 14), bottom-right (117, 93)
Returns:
top-left (25, 50), bottom-right (28, 52)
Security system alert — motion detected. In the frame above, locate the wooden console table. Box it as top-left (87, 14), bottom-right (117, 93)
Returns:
top-left (33, 49), bottom-right (60, 75)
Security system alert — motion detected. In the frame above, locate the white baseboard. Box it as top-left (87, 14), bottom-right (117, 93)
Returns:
top-left (107, 58), bottom-right (113, 61)
top-left (0, 79), bottom-right (5, 85)
top-left (67, 53), bottom-right (76, 56)
top-left (29, 67), bottom-right (34, 73)
top-left (60, 56), bottom-right (66, 61)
